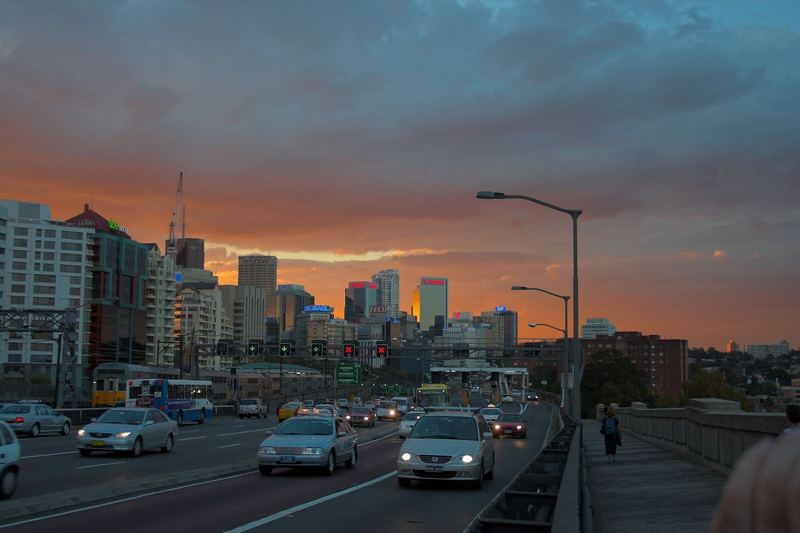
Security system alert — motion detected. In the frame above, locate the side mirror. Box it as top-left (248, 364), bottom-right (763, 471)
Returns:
top-left (265, 430), bottom-right (273, 437)
top-left (337, 431), bottom-right (347, 437)
top-left (90, 417), bottom-right (97, 423)
top-left (483, 432), bottom-right (494, 439)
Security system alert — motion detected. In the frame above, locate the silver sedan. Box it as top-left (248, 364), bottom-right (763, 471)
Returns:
top-left (257, 416), bottom-right (357, 476)
top-left (0, 404), bottom-right (72, 437)
top-left (76, 408), bottom-right (178, 457)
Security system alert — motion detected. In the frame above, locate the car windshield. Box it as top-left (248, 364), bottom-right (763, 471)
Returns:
top-left (276, 418), bottom-right (333, 436)
top-left (351, 408), bottom-right (370, 415)
top-left (1, 405), bottom-right (30, 414)
top-left (379, 401), bottom-right (396, 409)
top-left (410, 416), bottom-right (478, 440)
top-left (240, 399), bottom-right (257, 405)
top-left (498, 414), bottom-right (522, 422)
top-left (403, 413), bottom-right (424, 422)
top-left (283, 402), bottom-right (299, 409)
top-left (481, 408), bottom-right (502, 416)
top-left (98, 410), bottom-right (145, 425)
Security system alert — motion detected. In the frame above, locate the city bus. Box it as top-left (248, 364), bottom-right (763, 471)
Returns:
top-left (92, 363), bottom-right (180, 407)
top-left (415, 383), bottom-right (449, 409)
top-left (126, 378), bottom-right (214, 425)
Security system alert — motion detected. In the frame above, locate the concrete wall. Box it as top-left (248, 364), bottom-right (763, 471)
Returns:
top-left (608, 398), bottom-right (787, 473)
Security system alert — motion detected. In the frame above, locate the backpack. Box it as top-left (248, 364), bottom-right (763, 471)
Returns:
top-left (604, 416), bottom-right (616, 435)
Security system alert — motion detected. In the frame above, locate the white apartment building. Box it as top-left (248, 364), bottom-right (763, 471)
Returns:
top-left (372, 269), bottom-right (400, 317)
top-left (220, 285), bottom-right (266, 345)
top-left (746, 340), bottom-right (791, 358)
top-left (0, 200), bottom-right (93, 379)
top-left (175, 284), bottom-right (233, 370)
top-left (581, 317), bottom-right (617, 339)
top-left (144, 245), bottom-right (176, 367)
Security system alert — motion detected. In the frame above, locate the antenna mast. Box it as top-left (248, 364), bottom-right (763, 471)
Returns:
top-left (167, 172), bottom-right (183, 261)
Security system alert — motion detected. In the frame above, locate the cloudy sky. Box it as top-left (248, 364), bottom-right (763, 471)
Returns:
top-left (1, 0), bottom-right (798, 348)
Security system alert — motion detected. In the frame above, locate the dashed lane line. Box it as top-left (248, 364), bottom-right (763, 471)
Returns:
top-left (216, 427), bottom-right (276, 437)
top-left (75, 461), bottom-right (126, 470)
top-left (178, 436), bottom-right (207, 442)
top-left (22, 451), bottom-right (75, 459)
top-left (219, 443), bottom-right (242, 449)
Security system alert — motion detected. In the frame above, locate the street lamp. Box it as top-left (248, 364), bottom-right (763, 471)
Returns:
top-left (478, 191), bottom-right (582, 420)
top-left (513, 286), bottom-right (571, 413)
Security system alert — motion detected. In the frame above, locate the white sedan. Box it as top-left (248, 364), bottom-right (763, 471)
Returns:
top-left (501, 395), bottom-right (515, 404)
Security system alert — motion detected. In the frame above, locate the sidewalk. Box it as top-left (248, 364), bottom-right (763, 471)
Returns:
top-left (582, 420), bottom-right (725, 533)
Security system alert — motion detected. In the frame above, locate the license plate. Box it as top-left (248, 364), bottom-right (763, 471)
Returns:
top-left (279, 456), bottom-right (295, 464)
top-left (91, 440), bottom-right (105, 447)
top-left (505, 430), bottom-right (512, 434)
top-left (425, 465), bottom-right (443, 471)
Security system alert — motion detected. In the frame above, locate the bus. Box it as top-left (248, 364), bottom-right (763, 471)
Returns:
top-left (92, 363), bottom-right (180, 407)
top-left (126, 378), bottom-right (214, 425)
top-left (415, 384), bottom-right (449, 409)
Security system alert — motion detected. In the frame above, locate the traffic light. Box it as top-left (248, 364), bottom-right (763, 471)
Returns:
top-left (247, 342), bottom-right (259, 356)
top-left (376, 343), bottom-right (389, 357)
top-left (311, 342), bottom-right (324, 357)
top-left (279, 342), bottom-right (292, 357)
top-left (343, 343), bottom-right (356, 357)
top-left (216, 342), bottom-right (228, 356)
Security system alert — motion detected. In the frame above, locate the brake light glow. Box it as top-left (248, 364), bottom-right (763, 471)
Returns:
top-left (14, 417), bottom-right (24, 423)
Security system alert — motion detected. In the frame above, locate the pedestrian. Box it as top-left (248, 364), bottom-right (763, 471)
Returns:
top-left (600, 406), bottom-right (621, 463)
top-left (784, 404), bottom-right (800, 435)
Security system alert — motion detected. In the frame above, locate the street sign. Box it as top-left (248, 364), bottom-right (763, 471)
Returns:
top-left (279, 342), bottom-right (292, 357)
top-left (336, 363), bottom-right (363, 385)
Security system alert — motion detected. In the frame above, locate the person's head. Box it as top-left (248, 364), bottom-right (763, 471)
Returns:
top-left (786, 404), bottom-right (800, 425)
top-left (607, 406), bottom-right (616, 417)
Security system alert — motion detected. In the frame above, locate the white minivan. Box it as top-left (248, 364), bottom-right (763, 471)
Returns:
top-left (391, 396), bottom-right (412, 415)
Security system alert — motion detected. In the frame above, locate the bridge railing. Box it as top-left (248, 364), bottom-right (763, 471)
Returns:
top-left (609, 398), bottom-right (786, 473)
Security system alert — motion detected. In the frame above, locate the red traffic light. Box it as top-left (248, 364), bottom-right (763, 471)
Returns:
top-left (344, 344), bottom-right (355, 356)
top-left (376, 343), bottom-right (388, 356)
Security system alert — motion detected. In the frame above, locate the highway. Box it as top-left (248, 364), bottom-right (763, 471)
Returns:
top-left (2, 401), bottom-right (553, 532)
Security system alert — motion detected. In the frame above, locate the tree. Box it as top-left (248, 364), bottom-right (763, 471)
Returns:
top-left (680, 371), bottom-right (749, 409)
top-left (766, 368), bottom-right (791, 387)
top-left (580, 350), bottom-right (649, 418)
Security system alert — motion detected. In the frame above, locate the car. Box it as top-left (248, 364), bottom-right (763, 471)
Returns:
top-left (345, 407), bottom-right (376, 427)
top-left (492, 413), bottom-right (527, 438)
top-left (351, 397), bottom-right (363, 408)
top-left (315, 403), bottom-right (339, 416)
top-left (302, 400), bottom-right (315, 410)
top-left (376, 400), bottom-right (399, 421)
top-left (257, 416), bottom-right (358, 476)
top-left (479, 407), bottom-right (503, 424)
top-left (398, 411), bottom-right (425, 439)
top-left (0, 420), bottom-right (20, 499)
top-left (0, 403), bottom-right (72, 437)
top-left (337, 398), bottom-right (350, 411)
top-left (390, 396), bottom-right (412, 415)
top-left (526, 393), bottom-right (540, 402)
top-left (239, 399), bottom-right (267, 419)
top-left (501, 395), bottom-right (514, 404)
top-left (396, 412), bottom-right (495, 489)
top-left (363, 400), bottom-right (375, 410)
top-left (76, 408), bottom-right (178, 457)
top-left (278, 401), bottom-right (302, 422)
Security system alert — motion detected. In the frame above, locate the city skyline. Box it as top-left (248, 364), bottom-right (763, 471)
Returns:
top-left (2, 1), bottom-right (798, 349)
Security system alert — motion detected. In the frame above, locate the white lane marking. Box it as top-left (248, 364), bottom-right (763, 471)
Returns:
top-left (0, 471), bottom-right (258, 529)
top-left (519, 403), bottom-right (528, 415)
top-left (75, 461), bottom-right (126, 470)
top-left (178, 436), bottom-right (207, 442)
top-left (361, 431), bottom-right (398, 446)
top-left (181, 429), bottom-right (201, 434)
top-left (226, 471), bottom-right (397, 532)
top-left (22, 451), bottom-right (75, 459)
top-left (217, 427), bottom-right (276, 437)
top-left (219, 443), bottom-right (242, 449)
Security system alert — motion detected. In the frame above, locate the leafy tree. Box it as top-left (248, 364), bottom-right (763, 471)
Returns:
top-left (580, 350), bottom-right (649, 418)
top-left (528, 364), bottom-right (561, 395)
top-left (680, 371), bottom-right (750, 409)
top-left (766, 368), bottom-right (791, 387)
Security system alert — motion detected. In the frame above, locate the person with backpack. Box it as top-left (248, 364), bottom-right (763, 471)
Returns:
top-left (600, 406), bottom-right (621, 463)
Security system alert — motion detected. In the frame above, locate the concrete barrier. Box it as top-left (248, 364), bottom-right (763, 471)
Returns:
top-left (615, 397), bottom-right (786, 473)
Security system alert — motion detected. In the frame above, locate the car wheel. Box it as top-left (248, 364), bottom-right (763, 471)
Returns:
top-left (30, 423), bottom-right (40, 438)
top-left (198, 409), bottom-right (206, 425)
top-left (323, 451), bottom-right (335, 476)
top-left (259, 466), bottom-right (272, 476)
top-left (131, 437), bottom-right (143, 458)
top-left (485, 454), bottom-right (495, 480)
top-left (472, 462), bottom-right (484, 489)
top-left (161, 434), bottom-right (174, 453)
top-left (61, 422), bottom-right (71, 436)
top-left (177, 411), bottom-right (184, 426)
top-left (79, 449), bottom-right (92, 457)
top-left (397, 477), bottom-right (411, 488)
top-left (345, 446), bottom-right (357, 469)
top-left (0, 468), bottom-right (17, 499)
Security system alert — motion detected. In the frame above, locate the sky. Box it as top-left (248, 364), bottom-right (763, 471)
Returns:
top-left (1, 0), bottom-right (798, 349)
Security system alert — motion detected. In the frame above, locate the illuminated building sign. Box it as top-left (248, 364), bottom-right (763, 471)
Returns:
top-left (304, 305), bottom-right (331, 313)
top-left (107, 219), bottom-right (129, 234)
top-left (454, 312), bottom-right (461, 319)
top-left (422, 279), bottom-right (445, 285)
top-left (370, 306), bottom-right (389, 313)
top-left (349, 282), bottom-right (377, 289)
top-left (175, 272), bottom-right (183, 283)
top-left (495, 306), bottom-right (507, 312)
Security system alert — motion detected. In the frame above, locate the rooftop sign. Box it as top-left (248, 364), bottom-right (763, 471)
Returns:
top-left (304, 305), bottom-right (331, 313)
top-left (495, 306), bottom-right (507, 312)
top-left (349, 282), bottom-right (377, 289)
top-left (422, 279), bottom-right (445, 286)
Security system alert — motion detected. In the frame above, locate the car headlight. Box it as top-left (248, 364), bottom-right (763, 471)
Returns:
top-left (390, 410), bottom-right (395, 415)
top-left (516, 425), bottom-right (523, 430)
top-left (115, 432), bottom-right (132, 439)
top-left (460, 455), bottom-right (474, 464)
top-left (78, 429), bottom-right (86, 436)
top-left (363, 417), bottom-right (369, 421)
top-left (345, 415), bottom-right (351, 420)
top-left (494, 424), bottom-right (501, 430)
top-left (302, 447), bottom-right (324, 455)
top-left (259, 446), bottom-right (277, 454)
top-left (400, 452), bottom-right (414, 461)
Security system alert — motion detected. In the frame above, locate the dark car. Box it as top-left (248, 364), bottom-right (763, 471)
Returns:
top-left (346, 407), bottom-right (376, 427)
top-left (492, 413), bottom-right (527, 438)
top-left (526, 393), bottom-right (540, 402)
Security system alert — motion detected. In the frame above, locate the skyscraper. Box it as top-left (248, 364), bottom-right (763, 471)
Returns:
top-left (344, 281), bottom-right (379, 323)
top-left (175, 237), bottom-right (205, 270)
top-left (412, 277), bottom-right (448, 332)
top-left (220, 285), bottom-right (267, 346)
top-left (238, 254), bottom-right (278, 316)
top-left (372, 269), bottom-right (400, 317)
top-left (275, 284), bottom-right (314, 333)
top-left (480, 307), bottom-right (518, 352)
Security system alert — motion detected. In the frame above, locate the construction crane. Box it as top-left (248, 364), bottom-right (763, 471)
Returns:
top-left (166, 172), bottom-right (183, 261)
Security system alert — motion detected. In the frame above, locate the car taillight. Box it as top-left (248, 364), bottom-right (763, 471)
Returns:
top-left (159, 405), bottom-right (165, 411)
top-left (14, 417), bottom-right (24, 423)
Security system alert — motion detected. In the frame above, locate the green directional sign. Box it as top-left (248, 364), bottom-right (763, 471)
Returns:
top-left (336, 363), bottom-right (363, 385)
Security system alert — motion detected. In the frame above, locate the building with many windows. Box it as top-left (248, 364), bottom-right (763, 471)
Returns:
top-left (581, 317), bottom-right (617, 339)
top-left (412, 277), bottom-right (448, 333)
top-left (220, 285), bottom-right (266, 346)
top-left (275, 284), bottom-right (314, 333)
top-left (372, 269), bottom-right (400, 318)
top-left (745, 340), bottom-right (791, 358)
top-left (294, 305), bottom-right (356, 356)
top-left (144, 245), bottom-right (176, 367)
top-left (344, 281), bottom-right (378, 323)
top-left (238, 254), bottom-right (278, 317)
top-left (0, 200), bottom-right (94, 380)
top-left (480, 307), bottom-right (518, 352)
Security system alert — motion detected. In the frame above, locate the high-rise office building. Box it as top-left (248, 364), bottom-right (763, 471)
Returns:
top-left (220, 285), bottom-right (267, 346)
top-left (372, 269), bottom-right (399, 317)
top-left (275, 284), bottom-right (314, 333)
top-left (0, 200), bottom-right (94, 380)
top-left (412, 277), bottom-right (448, 332)
top-left (581, 317), bottom-right (616, 339)
top-left (144, 245), bottom-right (176, 367)
top-left (344, 281), bottom-right (378, 323)
top-left (480, 307), bottom-right (518, 352)
top-left (238, 254), bottom-right (278, 316)
top-left (174, 237), bottom-right (205, 270)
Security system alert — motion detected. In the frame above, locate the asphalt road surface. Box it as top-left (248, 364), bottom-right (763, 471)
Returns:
top-left (3, 402), bottom-right (553, 533)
